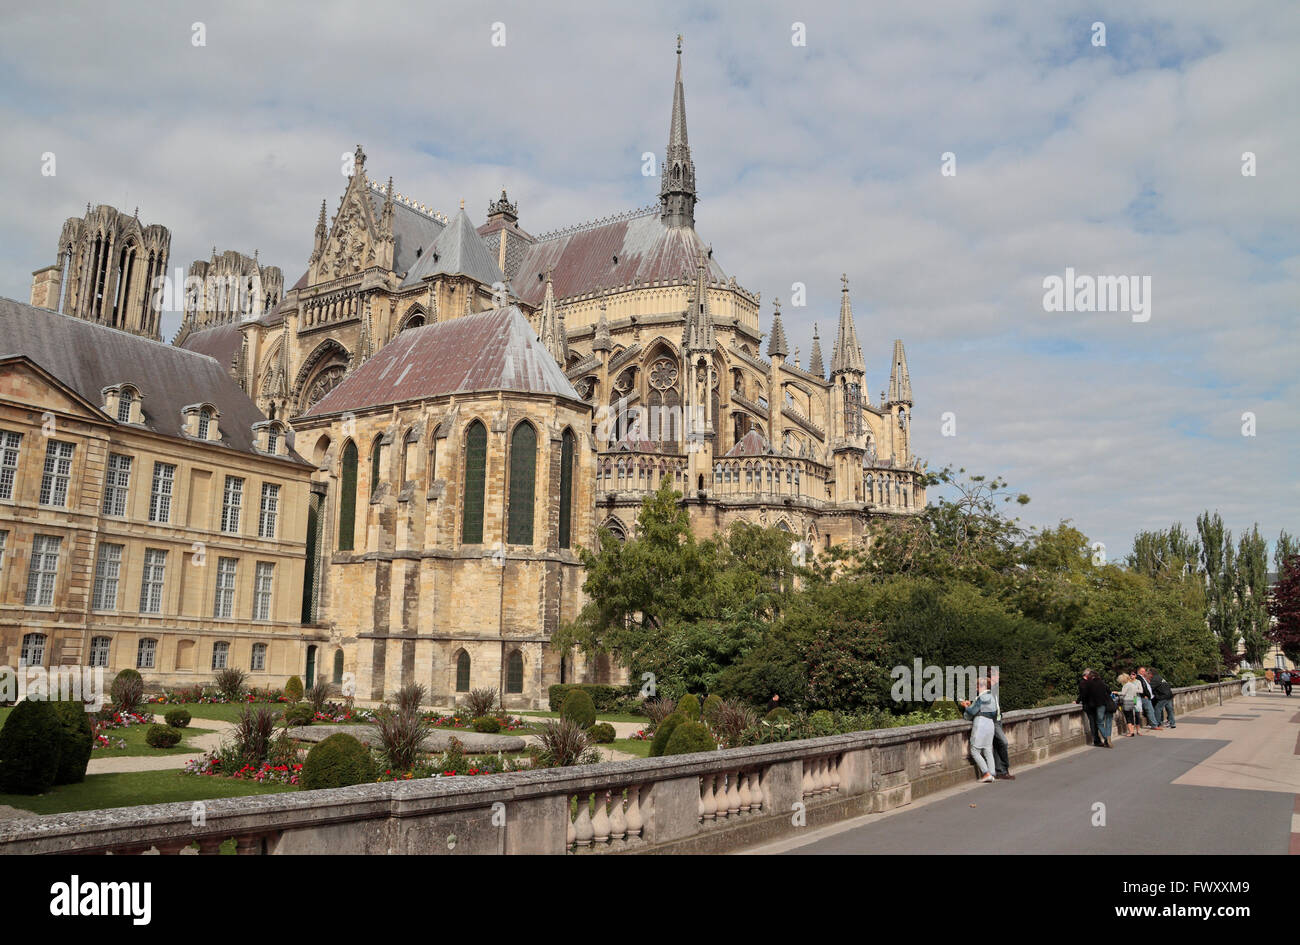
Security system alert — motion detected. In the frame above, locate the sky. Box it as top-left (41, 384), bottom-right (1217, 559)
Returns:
top-left (0, 0), bottom-right (1295, 562)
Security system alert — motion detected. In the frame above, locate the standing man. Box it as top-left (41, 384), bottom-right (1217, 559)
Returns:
top-left (989, 667), bottom-right (1014, 780)
top-left (1147, 668), bottom-right (1176, 730)
top-left (1283, 670), bottom-right (1293, 697)
top-left (1077, 669), bottom-right (1102, 747)
top-left (1136, 666), bottom-right (1160, 729)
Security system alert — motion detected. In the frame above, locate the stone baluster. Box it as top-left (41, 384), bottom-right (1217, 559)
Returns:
top-left (625, 784), bottom-right (643, 838)
top-left (196, 838), bottom-right (223, 855)
top-left (816, 757), bottom-right (829, 794)
top-left (566, 803), bottom-right (576, 849)
top-left (234, 835), bottom-right (263, 855)
top-left (738, 772), bottom-right (752, 812)
top-left (751, 769), bottom-right (765, 812)
top-left (801, 761), bottom-right (813, 798)
top-left (701, 774), bottom-right (718, 820)
top-left (592, 792), bottom-right (611, 844)
top-left (829, 755), bottom-right (841, 792)
top-left (609, 790), bottom-right (627, 841)
top-left (573, 795), bottom-right (594, 847)
top-left (725, 772), bottom-right (741, 815)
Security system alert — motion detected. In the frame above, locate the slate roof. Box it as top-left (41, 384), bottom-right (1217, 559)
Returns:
top-left (724, 429), bottom-right (775, 457)
top-left (510, 212), bottom-right (725, 307)
top-left (367, 189), bottom-right (446, 276)
top-left (401, 209), bottom-right (504, 288)
top-left (176, 321), bottom-right (242, 371)
top-left (0, 298), bottom-right (300, 461)
top-left (300, 306), bottom-right (580, 417)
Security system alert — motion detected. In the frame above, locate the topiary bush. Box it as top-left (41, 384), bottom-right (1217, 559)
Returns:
top-left (649, 712), bottom-right (686, 757)
top-left (0, 699), bottom-right (62, 794)
top-left (702, 694), bottom-right (723, 725)
top-left (163, 708), bottom-right (192, 729)
top-left (588, 722), bottom-right (616, 743)
top-left (284, 704), bottom-right (315, 727)
top-left (110, 669), bottom-right (144, 714)
top-left (764, 707), bottom-right (793, 725)
top-left (560, 689), bottom-right (596, 729)
top-left (301, 733), bottom-right (374, 790)
top-left (145, 724), bottom-right (182, 748)
top-left (472, 716), bottom-right (501, 734)
top-left (664, 720), bottom-right (716, 756)
top-left (676, 693), bottom-right (701, 720)
top-left (52, 701), bottom-right (93, 785)
top-left (284, 676), bottom-right (304, 702)
top-left (547, 684), bottom-right (639, 714)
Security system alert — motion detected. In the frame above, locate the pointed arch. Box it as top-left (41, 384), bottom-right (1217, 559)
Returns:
top-left (454, 648), bottom-right (471, 692)
top-left (293, 338), bottom-right (351, 410)
top-left (507, 420), bottom-right (537, 545)
top-left (559, 427), bottom-right (576, 549)
top-left (338, 439), bottom-right (358, 550)
top-left (506, 649), bottom-right (524, 694)
top-left (462, 420), bottom-right (487, 544)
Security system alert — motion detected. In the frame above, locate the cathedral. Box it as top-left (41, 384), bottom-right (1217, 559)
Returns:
top-left (19, 42), bottom-right (926, 706)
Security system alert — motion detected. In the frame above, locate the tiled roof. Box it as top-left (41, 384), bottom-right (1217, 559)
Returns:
top-left (0, 298), bottom-right (300, 461)
top-left (510, 213), bottom-right (725, 307)
top-left (300, 306), bottom-right (580, 417)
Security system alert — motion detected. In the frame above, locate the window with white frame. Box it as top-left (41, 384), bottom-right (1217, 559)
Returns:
top-left (25, 534), bottom-right (61, 606)
top-left (213, 557), bottom-right (237, 618)
top-left (137, 637), bottom-right (156, 669)
top-left (253, 561), bottom-right (274, 621)
top-left (251, 642), bottom-right (267, 671)
top-left (211, 641), bottom-right (229, 670)
top-left (90, 636), bottom-right (111, 668)
top-left (258, 483), bottom-right (280, 538)
top-left (20, 632), bottom-right (46, 667)
top-left (0, 430), bottom-right (21, 500)
top-left (139, 548), bottom-right (167, 614)
top-left (221, 476), bottom-right (244, 532)
top-left (266, 426), bottom-right (279, 454)
top-left (117, 389), bottom-right (134, 423)
top-left (102, 453), bottom-right (132, 516)
top-left (92, 542), bottom-right (124, 611)
top-left (39, 440), bottom-right (74, 507)
top-left (149, 462), bottom-right (175, 523)
top-left (197, 408), bottom-right (212, 439)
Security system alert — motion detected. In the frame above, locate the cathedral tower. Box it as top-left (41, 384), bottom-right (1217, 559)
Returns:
top-left (659, 36), bottom-right (697, 229)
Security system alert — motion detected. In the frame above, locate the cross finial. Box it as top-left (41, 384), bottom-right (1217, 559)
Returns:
top-left (773, 298), bottom-right (781, 314)
top-left (841, 273), bottom-right (849, 291)
top-left (677, 34), bottom-right (682, 55)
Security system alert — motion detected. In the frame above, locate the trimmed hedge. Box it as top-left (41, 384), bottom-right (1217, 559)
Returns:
top-left (764, 707), bottom-right (794, 724)
top-left (649, 713), bottom-right (686, 757)
top-left (283, 704), bottom-right (315, 727)
top-left (52, 701), bottom-right (94, 785)
top-left (588, 722), bottom-right (616, 743)
top-left (560, 689), bottom-right (596, 729)
top-left (301, 733), bottom-right (374, 791)
top-left (284, 676), bottom-right (304, 702)
top-left (110, 669), bottom-right (145, 713)
top-left (664, 720), bottom-right (716, 755)
top-left (677, 693), bottom-right (701, 720)
top-left (472, 716), bottom-right (501, 734)
top-left (146, 725), bottom-right (182, 748)
top-left (702, 694), bottom-right (723, 724)
top-left (163, 708), bottom-right (192, 729)
top-left (0, 699), bottom-right (62, 794)
top-left (547, 684), bottom-right (641, 714)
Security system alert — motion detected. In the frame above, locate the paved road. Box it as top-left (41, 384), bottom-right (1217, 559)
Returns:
top-left (749, 691), bottom-right (1299, 855)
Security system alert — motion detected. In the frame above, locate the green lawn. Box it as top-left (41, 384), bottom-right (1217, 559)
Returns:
top-left (94, 724), bottom-right (216, 757)
top-left (0, 769), bottom-right (296, 816)
top-left (519, 710), bottom-right (648, 724)
top-left (607, 738), bottom-right (652, 758)
top-left (148, 702), bottom-right (280, 723)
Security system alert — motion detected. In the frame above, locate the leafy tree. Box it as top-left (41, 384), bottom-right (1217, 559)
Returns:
top-left (1198, 512), bottom-right (1240, 664)
top-left (1268, 554), bottom-right (1300, 663)
top-left (1236, 526), bottom-right (1270, 665)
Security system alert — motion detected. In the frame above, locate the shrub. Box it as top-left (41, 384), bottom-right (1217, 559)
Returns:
top-left (677, 693), bottom-right (701, 720)
top-left (649, 712), bottom-right (686, 757)
top-left (283, 704), bottom-right (315, 727)
top-left (702, 694), bottom-right (723, 725)
top-left (52, 701), bottom-right (94, 785)
top-left (664, 720), bottom-right (716, 755)
top-left (530, 719), bottom-right (599, 768)
top-left (163, 708), bottom-right (192, 729)
top-left (373, 698), bottom-right (431, 772)
top-left (472, 716), bottom-right (501, 734)
top-left (214, 667), bottom-right (248, 702)
top-left (305, 681), bottom-right (332, 714)
top-left (588, 722), bottom-right (616, 743)
top-left (643, 697), bottom-right (678, 732)
top-left (394, 682), bottom-right (426, 717)
top-left (267, 729), bottom-right (299, 769)
top-left (231, 705), bottom-right (278, 766)
top-left (465, 688), bottom-right (498, 718)
top-left (301, 733), bottom-right (374, 790)
top-left (0, 699), bottom-right (61, 794)
top-left (284, 676), bottom-right (304, 702)
top-left (809, 709), bottom-right (836, 737)
top-left (146, 724), bottom-right (182, 748)
top-left (560, 689), bottom-right (596, 729)
top-left (764, 707), bottom-right (793, 725)
top-left (711, 699), bottom-right (757, 749)
top-left (110, 669), bottom-right (144, 714)
top-left (547, 684), bottom-right (640, 714)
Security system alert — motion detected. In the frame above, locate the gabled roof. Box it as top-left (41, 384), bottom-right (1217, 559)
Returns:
top-left (0, 298), bottom-right (300, 461)
top-left (300, 306), bottom-right (581, 417)
top-left (402, 208), bottom-right (505, 288)
top-left (510, 212), bottom-right (725, 307)
top-left (366, 188), bottom-right (445, 276)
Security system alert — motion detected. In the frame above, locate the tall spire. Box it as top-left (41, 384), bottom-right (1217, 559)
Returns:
top-left (887, 338), bottom-right (912, 405)
top-left (808, 323), bottom-right (825, 378)
top-left (682, 252), bottom-right (715, 352)
top-left (830, 273), bottom-right (865, 376)
top-left (538, 270), bottom-right (568, 366)
top-left (766, 298), bottom-right (788, 359)
top-left (659, 35), bottom-right (697, 229)
top-left (592, 292), bottom-right (613, 352)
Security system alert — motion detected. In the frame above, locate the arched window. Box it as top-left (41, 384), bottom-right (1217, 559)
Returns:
top-left (559, 428), bottom-right (575, 549)
top-left (197, 407), bottom-right (212, 439)
top-left (370, 436), bottom-right (383, 498)
top-left (338, 441), bottom-right (358, 550)
top-left (462, 421), bottom-right (487, 544)
top-left (455, 650), bottom-right (471, 692)
top-left (506, 650), bottom-right (524, 694)
top-left (117, 388), bottom-right (135, 423)
top-left (20, 632), bottom-right (46, 667)
top-left (507, 422), bottom-right (537, 544)
top-left (333, 648), bottom-right (344, 685)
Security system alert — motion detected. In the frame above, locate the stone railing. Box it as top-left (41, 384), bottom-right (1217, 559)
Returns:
top-left (0, 680), bottom-right (1245, 855)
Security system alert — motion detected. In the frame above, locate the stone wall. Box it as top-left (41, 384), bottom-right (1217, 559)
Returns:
top-left (0, 680), bottom-right (1247, 855)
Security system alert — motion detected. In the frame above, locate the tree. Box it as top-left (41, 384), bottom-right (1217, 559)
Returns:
top-left (1197, 512), bottom-right (1240, 665)
top-left (1235, 525), bottom-right (1270, 665)
top-left (1268, 554), bottom-right (1300, 664)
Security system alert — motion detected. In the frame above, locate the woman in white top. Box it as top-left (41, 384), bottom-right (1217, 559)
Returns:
top-left (1118, 673), bottom-right (1144, 737)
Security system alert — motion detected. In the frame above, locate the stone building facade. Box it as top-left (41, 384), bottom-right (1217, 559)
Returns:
top-left (0, 299), bottom-right (315, 688)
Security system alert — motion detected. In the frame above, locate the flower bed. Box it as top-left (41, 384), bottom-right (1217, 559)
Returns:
top-left (149, 687), bottom-right (289, 706)
top-left (184, 757), bottom-right (302, 785)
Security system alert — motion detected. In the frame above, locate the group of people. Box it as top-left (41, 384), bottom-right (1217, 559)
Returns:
top-left (1077, 666), bottom-right (1175, 748)
top-left (1264, 669), bottom-right (1295, 696)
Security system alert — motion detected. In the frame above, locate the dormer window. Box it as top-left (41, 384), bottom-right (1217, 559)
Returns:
top-left (181, 403), bottom-right (220, 441)
top-left (252, 420), bottom-right (287, 456)
top-left (103, 384), bottom-right (140, 424)
top-left (117, 389), bottom-right (135, 423)
top-left (197, 408), bottom-right (212, 439)
top-left (266, 426), bottom-right (278, 454)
